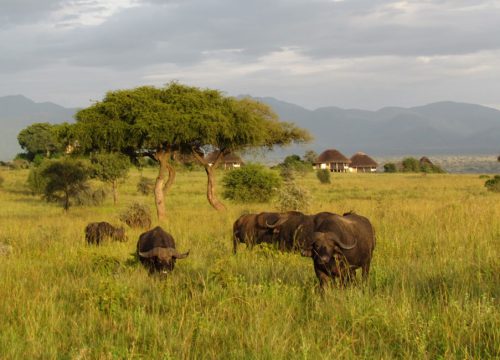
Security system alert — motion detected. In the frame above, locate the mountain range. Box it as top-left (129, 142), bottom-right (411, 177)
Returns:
top-left (0, 94), bottom-right (499, 161)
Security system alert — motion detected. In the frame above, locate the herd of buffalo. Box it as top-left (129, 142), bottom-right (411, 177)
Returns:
top-left (85, 210), bottom-right (375, 289)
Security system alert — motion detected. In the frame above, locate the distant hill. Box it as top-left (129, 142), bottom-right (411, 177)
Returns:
top-left (0, 95), bottom-right (77, 160)
top-left (1, 94), bottom-right (499, 161)
top-left (251, 97), bottom-right (500, 157)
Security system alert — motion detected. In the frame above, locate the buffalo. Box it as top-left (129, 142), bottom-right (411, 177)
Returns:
top-left (232, 211), bottom-right (339, 254)
top-left (85, 222), bottom-right (127, 245)
top-left (137, 226), bottom-right (189, 273)
top-left (301, 212), bottom-right (375, 289)
top-left (232, 212), bottom-right (282, 253)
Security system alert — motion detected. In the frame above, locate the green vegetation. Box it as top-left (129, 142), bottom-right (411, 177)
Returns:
top-left (72, 83), bottom-right (310, 217)
top-left (222, 163), bottom-right (281, 203)
top-left (316, 168), bottom-right (331, 184)
top-left (17, 122), bottom-right (68, 161)
top-left (383, 162), bottom-right (397, 173)
top-left (277, 154), bottom-right (313, 176)
top-left (484, 175), bottom-right (500, 193)
top-left (90, 152), bottom-right (131, 204)
top-left (0, 169), bottom-right (498, 358)
top-left (119, 202), bottom-right (152, 229)
top-left (136, 176), bottom-right (155, 195)
top-left (275, 180), bottom-right (311, 212)
top-left (40, 158), bottom-right (90, 211)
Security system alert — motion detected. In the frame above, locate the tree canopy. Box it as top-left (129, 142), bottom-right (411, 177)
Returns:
top-left (17, 123), bottom-right (62, 160)
top-left (72, 83), bottom-right (311, 218)
top-left (90, 152), bottom-right (130, 204)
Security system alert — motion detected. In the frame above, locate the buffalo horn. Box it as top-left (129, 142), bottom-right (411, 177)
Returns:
top-left (265, 215), bottom-right (289, 229)
top-left (333, 237), bottom-right (357, 250)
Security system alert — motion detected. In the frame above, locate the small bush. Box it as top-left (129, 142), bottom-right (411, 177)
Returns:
top-left (72, 186), bottom-right (108, 206)
top-left (275, 181), bottom-right (311, 212)
top-left (384, 163), bottom-right (397, 173)
top-left (222, 163), bottom-right (281, 203)
top-left (421, 163), bottom-right (445, 174)
top-left (0, 173), bottom-right (4, 188)
top-left (478, 175), bottom-right (490, 179)
top-left (10, 159), bottom-right (30, 170)
top-left (484, 175), bottom-right (500, 193)
top-left (120, 203), bottom-right (152, 229)
top-left (316, 169), bottom-right (331, 184)
top-left (137, 177), bottom-right (155, 195)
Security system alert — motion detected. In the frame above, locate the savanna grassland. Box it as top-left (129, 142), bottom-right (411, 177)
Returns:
top-left (0, 168), bottom-right (499, 359)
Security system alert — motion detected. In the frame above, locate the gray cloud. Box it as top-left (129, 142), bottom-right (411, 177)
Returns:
top-left (1, 0), bottom-right (500, 109)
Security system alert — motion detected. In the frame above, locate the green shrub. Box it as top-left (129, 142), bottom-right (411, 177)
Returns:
top-left (484, 175), bottom-right (500, 193)
top-left (478, 175), bottom-right (490, 179)
top-left (222, 163), bottom-right (281, 203)
top-left (316, 169), bottom-right (331, 184)
top-left (277, 155), bottom-right (312, 180)
top-left (275, 181), bottom-right (311, 212)
top-left (0, 173), bottom-right (4, 188)
top-left (402, 157), bottom-right (420, 172)
top-left (120, 203), bottom-right (152, 229)
top-left (137, 177), bottom-right (155, 195)
top-left (421, 163), bottom-right (445, 174)
top-left (384, 163), bottom-right (397, 173)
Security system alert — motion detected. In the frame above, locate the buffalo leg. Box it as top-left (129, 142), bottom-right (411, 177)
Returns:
top-left (361, 261), bottom-right (371, 282)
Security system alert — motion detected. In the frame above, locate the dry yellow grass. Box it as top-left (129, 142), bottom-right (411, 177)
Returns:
top-left (0, 168), bottom-right (498, 359)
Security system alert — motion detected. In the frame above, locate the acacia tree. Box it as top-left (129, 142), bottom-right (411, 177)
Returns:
top-left (41, 158), bottom-right (89, 211)
top-left (182, 96), bottom-right (312, 210)
top-left (73, 83), bottom-right (311, 218)
top-left (73, 86), bottom-right (180, 220)
top-left (17, 123), bottom-right (62, 160)
top-left (90, 152), bottom-right (130, 204)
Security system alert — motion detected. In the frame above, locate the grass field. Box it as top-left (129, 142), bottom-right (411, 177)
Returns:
top-left (0, 168), bottom-right (499, 359)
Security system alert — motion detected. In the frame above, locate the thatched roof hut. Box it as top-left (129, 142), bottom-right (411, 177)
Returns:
top-left (419, 156), bottom-right (434, 166)
top-left (314, 149), bottom-right (351, 172)
top-left (205, 151), bottom-right (244, 169)
top-left (350, 152), bottom-right (378, 172)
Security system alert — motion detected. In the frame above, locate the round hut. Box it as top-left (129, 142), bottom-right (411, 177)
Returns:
top-left (205, 151), bottom-right (244, 170)
top-left (314, 149), bottom-right (351, 172)
top-left (349, 152), bottom-right (378, 173)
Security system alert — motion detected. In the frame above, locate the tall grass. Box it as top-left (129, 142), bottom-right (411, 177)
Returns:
top-left (0, 168), bottom-right (498, 359)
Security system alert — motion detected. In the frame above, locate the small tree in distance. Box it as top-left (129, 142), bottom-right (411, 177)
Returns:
top-left (41, 158), bottom-right (89, 211)
top-left (90, 152), bottom-right (130, 204)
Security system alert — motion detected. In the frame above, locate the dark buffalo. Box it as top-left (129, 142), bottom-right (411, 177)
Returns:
top-left (264, 211), bottom-right (338, 252)
top-left (265, 211), bottom-right (313, 251)
top-left (302, 212), bottom-right (375, 289)
top-left (232, 212), bottom-right (281, 253)
top-left (137, 226), bottom-right (189, 273)
top-left (85, 222), bottom-right (127, 245)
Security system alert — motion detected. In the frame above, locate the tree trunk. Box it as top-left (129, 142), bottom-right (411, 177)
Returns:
top-left (154, 151), bottom-right (170, 221)
top-left (204, 165), bottom-right (226, 211)
top-left (191, 148), bottom-right (226, 211)
top-left (63, 190), bottom-right (69, 212)
top-left (112, 180), bottom-right (118, 205)
top-left (164, 162), bottom-right (176, 192)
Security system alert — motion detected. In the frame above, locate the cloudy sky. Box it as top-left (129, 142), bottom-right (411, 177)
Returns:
top-left (1, 0), bottom-right (500, 110)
